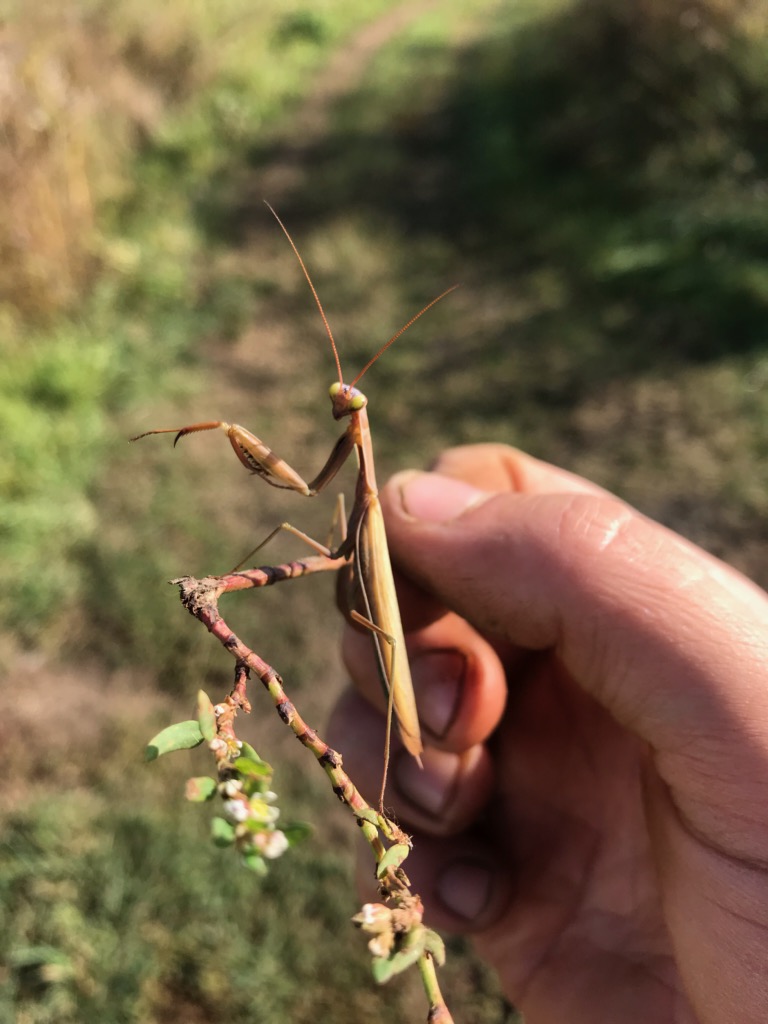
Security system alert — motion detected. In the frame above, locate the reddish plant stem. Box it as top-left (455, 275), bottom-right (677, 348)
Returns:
top-left (172, 572), bottom-right (400, 855)
top-left (171, 568), bottom-right (454, 1024)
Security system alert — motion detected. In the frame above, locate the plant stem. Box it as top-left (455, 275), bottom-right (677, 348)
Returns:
top-left (420, 954), bottom-right (455, 1023)
top-left (171, 569), bottom-right (454, 1020)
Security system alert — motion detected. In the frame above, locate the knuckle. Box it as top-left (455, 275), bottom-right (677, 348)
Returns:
top-left (554, 493), bottom-right (640, 560)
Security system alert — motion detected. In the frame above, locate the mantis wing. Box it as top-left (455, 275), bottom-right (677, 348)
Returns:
top-left (339, 496), bottom-right (423, 761)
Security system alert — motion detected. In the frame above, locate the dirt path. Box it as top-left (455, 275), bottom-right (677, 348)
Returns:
top-left (258, 0), bottom-right (440, 201)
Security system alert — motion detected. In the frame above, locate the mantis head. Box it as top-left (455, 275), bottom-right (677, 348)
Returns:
top-left (329, 381), bottom-right (367, 420)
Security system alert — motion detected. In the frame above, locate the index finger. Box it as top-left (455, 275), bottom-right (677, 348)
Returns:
top-left (429, 444), bottom-right (613, 498)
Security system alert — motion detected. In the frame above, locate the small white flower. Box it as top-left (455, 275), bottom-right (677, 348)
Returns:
top-left (221, 779), bottom-right (243, 798)
top-left (223, 799), bottom-right (250, 823)
top-left (261, 830), bottom-right (289, 859)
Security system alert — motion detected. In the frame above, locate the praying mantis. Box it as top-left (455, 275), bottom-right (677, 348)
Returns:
top-left (133, 204), bottom-right (456, 798)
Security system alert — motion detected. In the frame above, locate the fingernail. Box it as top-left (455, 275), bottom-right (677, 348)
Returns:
top-left (398, 472), bottom-right (489, 523)
top-left (395, 748), bottom-right (460, 817)
top-left (411, 650), bottom-right (466, 739)
top-left (437, 859), bottom-right (493, 921)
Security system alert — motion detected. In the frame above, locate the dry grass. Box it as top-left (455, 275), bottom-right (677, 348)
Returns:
top-left (0, 1), bottom-right (203, 326)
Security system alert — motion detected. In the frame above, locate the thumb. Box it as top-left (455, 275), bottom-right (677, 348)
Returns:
top-left (381, 470), bottom-right (768, 764)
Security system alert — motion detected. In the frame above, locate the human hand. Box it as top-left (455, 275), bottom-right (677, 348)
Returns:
top-left (330, 444), bottom-right (768, 1024)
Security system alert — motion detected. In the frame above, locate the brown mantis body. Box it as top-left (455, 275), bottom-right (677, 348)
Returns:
top-left (133, 205), bottom-right (456, 795)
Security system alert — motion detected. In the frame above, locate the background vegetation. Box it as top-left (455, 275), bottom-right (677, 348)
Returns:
top-left (2, 0), bottom-right (767, 1021)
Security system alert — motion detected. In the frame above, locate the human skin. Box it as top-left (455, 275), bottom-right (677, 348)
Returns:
top-left (329, 444), bottom-right (768, 1024)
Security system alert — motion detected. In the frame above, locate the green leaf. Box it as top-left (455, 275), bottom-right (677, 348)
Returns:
top-left (196, 690), bottom-right (217, 742)
top-left (233, 755), bottom-right (272, 780)
top-left (282, 822), bottom-right (312, 846)
top-left (145, 720), bottom-right (203, 761)
top-left (185, 776), bottom-right (217, 802)
top-left (240, 816), bottom-right (266, 834)
top-left (376, 843), bottom-right (410, 879)
top-left (423, 929), bottom-right (446, 967)
top-left (211, 817), bottom-right (236, 847)
top-left (371, 955), bottom-right (393, 985)
top-left (242, 850), bottom-right (268, 876)
top-left (371, 930), bottom-right (426, 984)
top-left (239, 740), bottom-right (262, 762)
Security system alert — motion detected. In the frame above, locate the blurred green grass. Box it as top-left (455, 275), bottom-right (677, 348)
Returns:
top-left (2, 0), bottom-right (768, 1020)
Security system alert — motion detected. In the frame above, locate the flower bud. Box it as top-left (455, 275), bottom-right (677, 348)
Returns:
top-left (353, 903), bottom-right (393, 934)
